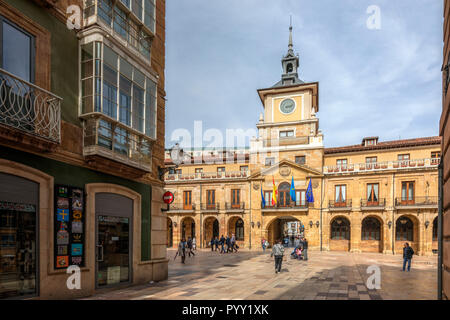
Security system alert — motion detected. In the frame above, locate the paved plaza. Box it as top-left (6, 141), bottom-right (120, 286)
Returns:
top-left (85, 249), bottom-right (437, 300)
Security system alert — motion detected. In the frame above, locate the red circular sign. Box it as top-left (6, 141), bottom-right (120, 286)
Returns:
top-left (163, 191), bottom-right (174, 204)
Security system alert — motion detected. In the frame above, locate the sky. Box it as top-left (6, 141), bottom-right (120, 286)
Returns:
top-left (164, 0), bottom-right (443, 149)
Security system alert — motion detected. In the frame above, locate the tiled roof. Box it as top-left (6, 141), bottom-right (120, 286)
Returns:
top-left (324, 136), bottom-right (442, 155)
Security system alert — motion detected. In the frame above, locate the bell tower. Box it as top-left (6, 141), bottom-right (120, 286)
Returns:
top-left (277, 19), bottom-right (303, 87)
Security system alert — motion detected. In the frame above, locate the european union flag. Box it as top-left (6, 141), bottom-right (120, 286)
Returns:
top-left (306, 179), bottom-right (314, 203)
top-left (290, 176), bottom-right (296, 202)
top-left (261, 186), bottom-right (265, 208)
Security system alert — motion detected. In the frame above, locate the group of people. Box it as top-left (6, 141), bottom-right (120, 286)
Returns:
top-left (210, 234), bottom-right (239, 254)
top-left (290, 236), bottom-right (309, 261)
top-left (174, 236), bottom-right (196, 264)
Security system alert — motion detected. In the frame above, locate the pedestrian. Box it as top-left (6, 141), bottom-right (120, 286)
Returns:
top-left (271, 239), bottom-right (285, 274)
top-left (261, 238), bottom-right (266, 252)
top-left (402, 242), bottom-right (415, 272)
top-left (187, 237), bottom-right (195, 257)
top-left (302, 237), bottom-right (308, 261)
top-left (192, 237), bottom-right (196, 251)
top-left (210, 236), bottom-right (215, 251)
top-left (215, 236), bottom-right (220, 251)
top-left (231, 234), bottom-right (237, 252)
top-left (220, 235), bottom-right (226, 253)
top-left (294, 236), bottom-right (300, 249)
top-left (226, 235), bottom-right (231, 253)
top-left (175, 238), bottom-right (187, 264)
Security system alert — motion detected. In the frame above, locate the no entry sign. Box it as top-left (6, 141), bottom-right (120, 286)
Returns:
top-left (163, 191), bottom-right (174, 205)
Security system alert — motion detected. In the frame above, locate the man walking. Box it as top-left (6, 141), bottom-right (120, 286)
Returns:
top-left (214, 236), bottom-right (220, 251)
top-left (187, 237), bottom-right (195, 257)
top-left (231, 234), bottom-right (237, 253)
top-left (402, 242), bottom-right (414, 272)
top-left (271, 239), bottom-right (285, 274)
top-left (220, 235), bottom-right (226, 253)
top-left (192, 237), bottom-right (196, 251)
top-left (175, 238), bottom-right (187, 264)
top-left (301, 237), bottom-right (308, 261)
top-left (261, 238), bottom-right (266, 252)
top-left (226, 235), bottom-right (231, 253)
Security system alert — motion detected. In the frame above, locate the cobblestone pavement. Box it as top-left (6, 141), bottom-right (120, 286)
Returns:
top-left (85, 249), bottom-right (438, 300)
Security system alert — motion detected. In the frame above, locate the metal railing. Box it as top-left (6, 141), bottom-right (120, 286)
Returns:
top-left (166, 203), bottom-right (196, 211)
top-left (0, 68), bottom-right (61, 143)
top-left (200, 203), bottom-right (220, 211)
top-left (324, 158), bottom-right (440, 174)
top-left (395, 196), bottom-right (438, 206)
top-left (262, 202), bottom-right (310, 209)
top-left (329, 199), bottom-right (352, 208)
top-left (225, 202), bottom-right (245, 210)
top-left (361, 198), bottom-right (386, 207)
top-left (165, 170), bottom-right (248, 181)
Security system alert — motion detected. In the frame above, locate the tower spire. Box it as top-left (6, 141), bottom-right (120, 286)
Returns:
top-left (289, 15), bottom-right (293, 51)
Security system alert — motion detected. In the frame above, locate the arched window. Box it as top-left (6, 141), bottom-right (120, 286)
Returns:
top-left (278, 182), bottom-right (291, 207)
top-left (191, 221), bottom-right (196, 239)
top-left (433, 217), bottom-right (438, 241)
top-left (235, 219), bottom-right (244, 240)
top-left (396, 217), bottom-right (414, 241)
top-left (287, 63), bottom-right (293, 73)
top-left (331, 218), bottom-right (350, 240)
top-left (213, 219), bottom-right (219, 238)
top-left (361, 217), bottom-right (381, 240)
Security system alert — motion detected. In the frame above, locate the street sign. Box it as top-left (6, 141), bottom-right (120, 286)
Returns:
top-left (163, 191), bottom-right (174, 205)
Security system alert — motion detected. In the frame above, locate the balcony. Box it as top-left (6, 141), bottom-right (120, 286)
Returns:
top-left (225, 202), bottom-right (245, 213)
top-left (165, 171), bottom-right (248, 182)
top-left (324, 158), bottom-right (439, 175)
top-left (329, 200), bottom-right (352, 211)
top-left (166, 203), bottom-right (196, 214)
top-left (0, 68), bottom-right (61, 151)
top-left (394, 197), bottom-right (438, 209)
top-left (262, 202), bottom-right (310, 213)
top-left (82, 115), bottom-right (153, 177)
top-left (200, 203), bottom-right (220, 213)
top-left (361, 198), bottom-right (386, 211)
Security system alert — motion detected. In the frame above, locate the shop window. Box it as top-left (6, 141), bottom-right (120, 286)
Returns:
top-left (361, 217), bottom-right (380, 240)
top-left (331, 218), bottom-right (350, 240)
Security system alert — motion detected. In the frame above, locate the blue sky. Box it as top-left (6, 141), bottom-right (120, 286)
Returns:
top-left (165, 0), bottom-right (443, 148)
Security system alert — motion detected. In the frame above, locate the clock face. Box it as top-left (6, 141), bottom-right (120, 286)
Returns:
top-left (280, 99), bottom-right (296, 114)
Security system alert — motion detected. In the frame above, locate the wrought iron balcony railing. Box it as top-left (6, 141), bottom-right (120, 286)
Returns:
top-left (361, 198), bottom-right (386, 207)
top-left (200, 203), bottom-right (220, 211)
top-left (165, 170), bottom-right (248, 182)
top-left (0, 68), bottom-right (61, 143)
top-left (225, 202), bottom-right (245, 210)
top-left (167, 203), bottom-right (196, 211)
top-left (394, 197), bottom-right (438, 207)
top-left (262, 202), bottom-right (310, 210)
top-left (324, 158), bottom-right (440, 174)
top-left (329, 199), bottom-right (352, 209)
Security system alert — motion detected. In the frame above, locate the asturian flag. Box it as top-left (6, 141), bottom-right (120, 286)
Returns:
top-left (261, 185), bottom-right (266, 209)
top-left (306, 179), bottom-right (314, 203)
top-left (290, 176), bottom-right (296, 202)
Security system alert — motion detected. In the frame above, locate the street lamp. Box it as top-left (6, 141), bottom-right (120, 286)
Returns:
top-left (251, 221), bottom-right (255, 228)
top-left (316, 221), bottom-right (320, 228)
top-left (388, 221), bottom-right (392, 229)
top-left (309, 221), bottom-right (313, 228)
top-left (425, 220), bottom-right (430, 229)
top-left (257, 222), bottom-right (261, 228)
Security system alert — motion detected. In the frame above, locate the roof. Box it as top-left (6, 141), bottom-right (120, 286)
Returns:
top-left (324, 136), bottom-right (442, 155)
top-left (271, 76), bottom-right (304, 88)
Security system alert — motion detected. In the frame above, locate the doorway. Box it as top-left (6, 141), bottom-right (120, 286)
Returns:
top-left (95, 193), bottom-right (132, 288)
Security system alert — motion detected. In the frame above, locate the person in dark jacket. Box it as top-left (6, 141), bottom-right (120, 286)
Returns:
top-left (226, 235), bottom-right (231, 253)
top-left (301, 238), bottom-right (308, 261)
top-left (402, 242), bottom-right (414, 271)
top-left (210, 236), bottom-right (215, 251)
top-left (214, 236), bottom-right (220, 251)
top-left (187, 237), bottom-right (195, 257)
top-left (220, 235), bottom-right (226, 253)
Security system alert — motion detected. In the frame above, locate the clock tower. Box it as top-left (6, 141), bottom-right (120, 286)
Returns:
top-left (250, 22), bottom-right (323, 172)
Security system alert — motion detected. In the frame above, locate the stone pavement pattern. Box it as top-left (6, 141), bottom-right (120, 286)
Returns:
top-left (85, 249), bottom-right (437, 300)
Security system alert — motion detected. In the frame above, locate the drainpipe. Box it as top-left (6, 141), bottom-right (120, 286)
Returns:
top-left (392, 173), bottom-right (395, 255)
top-left (249, 182), bottom-right (252, 250)
top-left (320, 175), bottom-right (324, 251)
top-left (200, 184), bottom-right (202, 248)
top-left (438, 161), bottom-right (443, 300)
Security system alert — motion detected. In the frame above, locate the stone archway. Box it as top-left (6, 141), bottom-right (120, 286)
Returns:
top-left (330, 216), bottom-right (351, 252)
top-left (203, 216), bottom-right (219, 247)
top-left (361, 216), bottom-right (383, 253)
top-left (395, 215), bottom-right (419, 253)
top-left (266, 216), bottom-right (302, 248)
top-left (180, 216), bottom-right (195, 240)
top-left (432, 216), bottom-right (438, 253)
top-left (227, 216), bottom-right (245, 244)
top-left (167, 217), bottom-right (173, 247)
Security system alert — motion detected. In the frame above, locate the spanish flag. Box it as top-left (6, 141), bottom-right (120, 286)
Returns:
top-left (272, 176), bottom-right (278, 206)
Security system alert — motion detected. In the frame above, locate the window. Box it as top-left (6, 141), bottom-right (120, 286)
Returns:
top-left (335, 185), bottom-right (346, 205)
top-left (231, 189), bottom-right (240, 207)
top-left (0, 16), bottom-right (35, 82)
top-left (433, 218), bottom-right (438, 241)
top-left (396, 217), bottom-right (413, 241)
top-left (207, 190), bottom-right (215, 209)
top-left (367, 183), bottom-right (379, 205)
top-left (361, 217), bottom-right (380, 240)
top-left (195, 168), bottom-right (203, 174)
top-left (401, 181), bottom-right (414, 204)
top-left (81, 42), bottom-right (157, 139)
top-left (265, 157), bottom-right (275, 166)
top-left (278, 182), bottom-right (290, 207)
top-left (398, 154), bottom-right (410, 166)
top-left (336, 159), bottom-right (347, 167)
top-left (365, 139), bottom-right (376, 146)
top-left (366, 157), bottom-right (377, 164)
top-left (240, 166), bottom-right (248, 172)
top-left (279, 130), bottom-right (294, 138)
top-left (175, 169), bottom-right (182, 175)
top-left (295, 156), bottom-right (306, 165)
top-left (431, 152), bottom-right (441, 158)
top-left (295, 190), bottom-right (306, 206)
top-left (94, 0), bottom-right (153, 59)
top-left (217, 167), bottom-right (225, 173)
top-left (235, 219), bottom-right (244, 241)
top-left (264, 191), bottom-right (272, 207)
top-left (183, 191), bottom-right (192, 210)
top-left (331, 218), bottom-right (350, 240)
